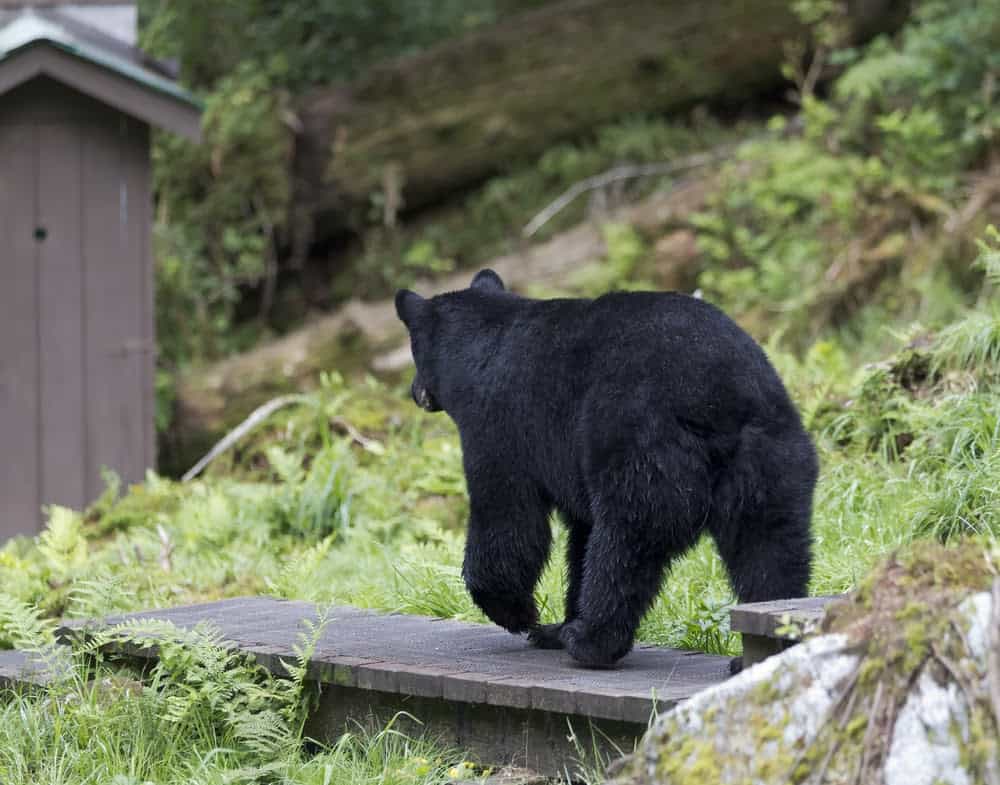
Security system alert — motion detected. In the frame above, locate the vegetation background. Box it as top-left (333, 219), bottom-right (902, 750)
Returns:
top-left (1, 0), bottom-right (999, 782)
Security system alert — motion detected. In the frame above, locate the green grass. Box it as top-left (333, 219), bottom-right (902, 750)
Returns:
top-left (3, 294), bottom-right (997, 782)
top-left (2, 240), bottom-right (999, 782)
top-left (0, 597), bottom-right (480, 785)
top-left (5, 244), bottom-right (1000, 644)
top-left (7, 1), bottom-right (1000, 766)
top-left (0, 674), bottom-right (470, 785)
top-left (5, 276), bottom-right (1000, 651)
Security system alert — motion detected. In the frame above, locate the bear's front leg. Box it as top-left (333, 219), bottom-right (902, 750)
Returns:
top-left (527, 515), bottom-right (591, 650)
top-left (461, 475), bottom-right (551, 635)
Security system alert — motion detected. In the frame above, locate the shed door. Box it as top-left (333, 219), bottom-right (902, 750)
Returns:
top-left (0, 96), bottom-right (152, 539)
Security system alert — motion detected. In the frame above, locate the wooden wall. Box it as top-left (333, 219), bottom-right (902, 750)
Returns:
top-left (0, 77), bottom-right (153, 538)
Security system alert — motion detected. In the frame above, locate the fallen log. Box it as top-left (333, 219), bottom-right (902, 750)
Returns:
top-left (291, 0), bottom-right (907, 247)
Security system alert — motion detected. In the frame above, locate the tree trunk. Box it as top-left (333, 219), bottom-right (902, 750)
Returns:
top-left (291, 0), bottom-right (907, 246)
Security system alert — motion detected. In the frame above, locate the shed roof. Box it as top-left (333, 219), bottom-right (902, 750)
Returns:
top-left (0, 7), bottom-right (201, 139)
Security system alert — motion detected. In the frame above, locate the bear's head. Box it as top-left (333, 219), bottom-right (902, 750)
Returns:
top-left (395, 269), bottom-right (506, 413)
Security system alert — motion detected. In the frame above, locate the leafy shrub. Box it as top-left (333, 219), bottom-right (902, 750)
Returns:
top-left (693, 0), bottom-right (1000, 345)
top-left (140, 0), bottom-right (541, 383)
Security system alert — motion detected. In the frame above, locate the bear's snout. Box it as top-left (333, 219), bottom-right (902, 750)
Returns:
top-left (411, 379), bottom-right (441, 412)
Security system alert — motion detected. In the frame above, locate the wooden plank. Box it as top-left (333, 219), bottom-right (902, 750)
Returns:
top-left (739, 634), bottom-right (791, 668)
top-left (59, 597), bottom-right (730, 722)
top-left (119, 117), bottom-right (155, 474)
top-left (37, 121), bottom-right (87, 512)
top-left (730, 595), bottom-right (843, 640)
top-left (0, 77), bottom-right (124, 124)
top-left (130, 122), bottom-right (156, 472)
top-left (0, 120), bottom-right (41, 537)
top-left (0, 650), bottom-right (52, 689)
top-left (307, 685), bottom-right (641, 777)
top-left (0, 1), bottom-right (135, 8)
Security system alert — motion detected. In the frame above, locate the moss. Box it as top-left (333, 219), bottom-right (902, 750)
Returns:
top-left (635, 540), bottom-right (998, 784)
top-left (961, 699), bottom-right (1000, 775)
top-left (845, 714), bottom-right (868, 739)
top-left (752, 678), bottom-right (782, 704)
top-left (755, 750), bottom-right (794, 781)
top-left (902, 620), bottom-right (930, 671)
top-left (858, 656), bottom-right (885, 686)
top-left (658, 736), bottom-right (723, 785)
top-left (895, 600), bottom-right (929, 621)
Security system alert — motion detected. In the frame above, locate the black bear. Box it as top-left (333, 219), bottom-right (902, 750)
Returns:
top-left (396, 270), bottom-right (816, 667)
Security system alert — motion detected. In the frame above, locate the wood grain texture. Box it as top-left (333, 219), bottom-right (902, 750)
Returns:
top-left (730, 594), bottom-right (844, 639)
top-left (0, 121), bottom-right (40, 537)
top-left (38, 121), bottom-right (86, 512)
top-left (38, 598), bottom-right (734, 773)
top-left (59, 597), bottom-right (731, 722)
top-left (81, 113), bottom-right (147, 499)
top-left (0, 649), bottom-right (52, 689)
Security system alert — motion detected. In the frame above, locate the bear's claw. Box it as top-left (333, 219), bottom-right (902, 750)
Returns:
top-left (527, 622), bottom-right (566, 649)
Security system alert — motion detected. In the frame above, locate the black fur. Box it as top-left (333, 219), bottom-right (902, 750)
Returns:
top-left (396, 270), bottom-right (817, 667)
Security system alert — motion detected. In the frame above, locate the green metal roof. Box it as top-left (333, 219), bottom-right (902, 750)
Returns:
top-left (0, 9), bottom-right (200, 109)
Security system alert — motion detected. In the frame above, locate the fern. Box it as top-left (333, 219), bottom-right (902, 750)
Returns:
top-left (277, 605), bottom-right (331, 743)
top-left (0, 593), bottom-right (54, 651)
top-left (931, 227), bottom-right (1000, 378)
top-left (86, 617), bottom-right (311, 760)
top-left (37, 506), bottom-right (88, 580)
top-left (975, 225), bottom-right (1000, 288)
top-left (68, 571), bottom-right (136, 618)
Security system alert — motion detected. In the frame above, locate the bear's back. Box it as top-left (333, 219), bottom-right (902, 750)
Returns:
top-left (510, 290), bottom-right (797, 435)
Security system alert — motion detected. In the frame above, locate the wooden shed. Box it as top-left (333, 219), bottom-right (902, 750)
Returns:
top-left (0, 1), bottom-right (201, 539)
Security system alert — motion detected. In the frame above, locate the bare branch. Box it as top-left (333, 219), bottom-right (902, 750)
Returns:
top-left (855, 680), bottom-right (884, 785)
top-left (156, 524), bottom-right (174, 574)
top-left (331, 416), bottom-right (384, 454)
top-left (181, 394), bottom-right (317, 482)
top-left (522, 149), bottom-right (729, 239)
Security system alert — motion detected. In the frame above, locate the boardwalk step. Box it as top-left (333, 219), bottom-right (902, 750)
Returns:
top-left (729, 595), bottom-right (844, 666)
top-left (0, 649), bottom-right (52, 689)
top-left (43, 597), bottom-right (732, 774)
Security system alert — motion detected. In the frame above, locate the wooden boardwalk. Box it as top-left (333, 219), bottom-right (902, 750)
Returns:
top-left (0, 595), bottom-right (847, 772)
top-left (59, 597), bottom-right (729, 721)
top-left (54, 597), bottom-right (731, 773)
top-left (0, 649), bottom-right (50, 689)
top-left (730, 595), bottom-right (842, 666)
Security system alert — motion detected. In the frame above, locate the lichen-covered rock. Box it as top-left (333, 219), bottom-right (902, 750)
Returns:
top-left (611, 540), bottom-right (1000, 785)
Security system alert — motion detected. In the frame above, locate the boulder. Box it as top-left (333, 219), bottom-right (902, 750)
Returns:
top-left (610, 540), bottom-right (1000, 785)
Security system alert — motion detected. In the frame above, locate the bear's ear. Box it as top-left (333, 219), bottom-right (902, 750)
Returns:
top-left (395, 289), bottom-right (428, 326)
top-left (470, 269), bottom-right (505, 293)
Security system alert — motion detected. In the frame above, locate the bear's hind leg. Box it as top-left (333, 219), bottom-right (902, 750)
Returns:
top-left (709, 429), bottom-right (816, 604)
top-left (711, 495), bottom-right (813, 604)
top-left (560, 448), bottom-right (709, 667)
